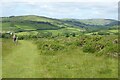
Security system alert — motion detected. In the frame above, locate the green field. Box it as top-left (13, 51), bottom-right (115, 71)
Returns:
top-left (108, 30), bottom-right (118, 33)
top-left (16, 27), bottom-right (82, 37)
top-left (2, 37), bottom-right (118, 78)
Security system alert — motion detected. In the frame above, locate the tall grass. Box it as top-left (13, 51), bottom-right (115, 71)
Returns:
top-left (2, 35), bottom-right (118, 78)
top-left (34, 35), bottom-right (118, 78)
top-left (2, 39), bottom-right (18, 57)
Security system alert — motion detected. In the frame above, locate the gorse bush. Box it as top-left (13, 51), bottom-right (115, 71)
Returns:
top-left (40, 43), bottom-right (64, 51)
top-left (35, 35), bottom-right (118, 57)
top-left (83, 43), bottom-right (96, 53)
top-left (82, 35), bottom-right (118, 57)
top-left (36, 39), bottom-right (65, 55)
top-left (49, 44), bottom-right (64, 51)
top-left (37, 32), bottom-right (52, 38)
top-left (82, 41), bottom-right (105, 53)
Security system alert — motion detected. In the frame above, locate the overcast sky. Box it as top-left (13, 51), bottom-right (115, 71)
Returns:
top-left (0, 0), bottom-right (119, 20)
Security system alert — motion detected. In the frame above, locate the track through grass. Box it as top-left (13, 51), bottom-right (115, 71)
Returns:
top-left (3, 40), bottom-right (39, 78)
top-left (2, 40), bottom-right (118, 78)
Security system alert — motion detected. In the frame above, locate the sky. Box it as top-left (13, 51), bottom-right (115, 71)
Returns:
top-left (0, 0), bottom-right (119, 20)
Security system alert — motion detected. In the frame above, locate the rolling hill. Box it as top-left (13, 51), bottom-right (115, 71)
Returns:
top-left (1, 15), bottom-right (119, 33)
top-left (62, 19), bottom-right (119, 31)
top-left (1, 15), bottom-right (67, 32)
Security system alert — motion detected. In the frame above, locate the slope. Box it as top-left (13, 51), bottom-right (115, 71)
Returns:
top-left (1, 15), bottom-right (72, 32)
top-left (62, 19), bottom-right (119, 31)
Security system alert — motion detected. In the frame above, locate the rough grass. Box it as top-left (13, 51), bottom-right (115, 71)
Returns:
top-left (2, 39), bottom-right (17, 57)
top-left (2, 38), bottom-right (118, 78)
top-left (35, 48), bottom-right (118, 78)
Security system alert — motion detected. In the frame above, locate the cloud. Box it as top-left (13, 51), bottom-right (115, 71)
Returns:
top-left (1, 0), bottom-right (119, 3)
top-left (0, 1), bottom-right (118, 19)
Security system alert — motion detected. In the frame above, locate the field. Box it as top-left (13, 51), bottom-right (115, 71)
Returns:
top-left (16, 27), bottom-right (81, 36)
top-left (2, 35), bottom-right (118, 78)
top-left (1, 15), bottom-right (119, 78)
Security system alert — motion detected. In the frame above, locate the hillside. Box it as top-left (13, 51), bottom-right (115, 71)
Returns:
top-left (62, 18), bottom-right (117, 25)
top-left (1, 15), bottom-right (119, 33)
top-left (62, 19), bottom-right (119, 31)
top-left (78, 19), bottom-right (116, 25)
top-left (1, 15), bottom-right (69, 32)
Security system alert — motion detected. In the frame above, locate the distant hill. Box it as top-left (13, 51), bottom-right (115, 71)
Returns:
top-left (77, 19), bottom-right (116, 25)
top-left (62, 19), bottom-right (119, 31)
top-left (1, 15), bottom-right (119, 32)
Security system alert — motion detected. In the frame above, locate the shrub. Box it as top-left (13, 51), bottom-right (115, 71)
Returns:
top-left (18, 35), bottom-right (24, 40)
top-left (95, 42), bottom-right (105, 51)
top-left (2, 33), bottom-right (11, 38)
top-left (71, 33), bottom-right (76, 37)
top-left (92, 36), bottom-right (102, 42)
top-left (50, 44), bottom-right (64, 51)
top-left (37, 40), bottom-right (65, 55)
top-left (106, 44), bottom-right (118, 53)
top-left (83, 43), bottom-right (96, 53)
top-left (37, 32), bottom-right (52, 38)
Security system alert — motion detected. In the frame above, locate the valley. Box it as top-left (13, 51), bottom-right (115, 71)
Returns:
top-left (1, 15), bottom-right (119, 78)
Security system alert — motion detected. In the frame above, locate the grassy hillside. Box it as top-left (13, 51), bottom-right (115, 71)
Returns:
top-left (1, 15), bottom-right (76, 32)
top-left (1, 16), bottom-right (62, 32)
top-left (62, 19), bottom-right (119, 31)
top-left (79, 19), bottom-right (116, 25)
top-left (1, 15), bottom-right (119, 33)
top-left (62, 18), bottom-right (117, 25)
